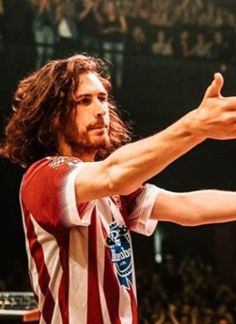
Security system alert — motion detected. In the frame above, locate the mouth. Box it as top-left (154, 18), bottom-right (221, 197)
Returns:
top-left (89, 124), bottom-right (108, 131)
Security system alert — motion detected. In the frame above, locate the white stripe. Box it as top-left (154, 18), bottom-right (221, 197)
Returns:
top-left (39, 316), bottom-right (47, 324)
top-left (68, 226), bottom-right (89, 324)
top-left (119, 287), bottom-right (133, 324)
top-left (30, 216), bottom-right (63, 324)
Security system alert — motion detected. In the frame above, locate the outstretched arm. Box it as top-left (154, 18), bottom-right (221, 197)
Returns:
top-left (78, 1), bottom-right (93, 21)
top-left (76, 73), bottom-right (236, 203)
top-left (151, 189), bottom-right (236, 226)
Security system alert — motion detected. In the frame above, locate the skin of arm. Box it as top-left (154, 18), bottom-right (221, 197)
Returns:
top-left (119, 15), bottom-right (127, 33)
top-left (93, 0), bottom-right (103, 24)
top-left (78, 1), bottom-right (93, 21)
top-left (0, 0), bottom-right (3, 14)
top-left (155, 310), bottom-right (166, 324)
top-left (75, 73), bottom-right (236, 206)
top-left (151, 189), bottom-right (236, 226)
top-left (168, 304), bottom-right (180, 324)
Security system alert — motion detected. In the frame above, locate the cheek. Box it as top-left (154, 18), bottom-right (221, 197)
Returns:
top-left (105, 112), bottom-right (110, 125)
top-left (75, 110), bottom-right (89, 132)
top-left (105, 106), bottom-right (110, 122)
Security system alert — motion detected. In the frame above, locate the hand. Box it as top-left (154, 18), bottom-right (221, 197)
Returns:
top-left (193, 72), bottom-right (236, 140)
top-left (83, 0), bottom-right (94, 10)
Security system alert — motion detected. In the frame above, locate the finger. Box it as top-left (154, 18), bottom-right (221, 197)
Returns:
top-left (204, 72), bottom-right (224, 99)
top-left (223, 97), bottom-right (236, 110)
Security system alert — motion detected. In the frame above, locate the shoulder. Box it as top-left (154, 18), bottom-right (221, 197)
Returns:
top-left (23, 156), bottom-right (84, 183)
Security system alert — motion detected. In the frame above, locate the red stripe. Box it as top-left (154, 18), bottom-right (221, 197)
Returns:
top-left (87, 209), bottom-right (104, 323)
top-left (103, 247), bottom-right (121, 324)
top-left (128, 287), bottom-right (138, 324)
top-left (23, 208), bottom-right (55, 324)
top-left (57, 231), bottom-right (70, 324)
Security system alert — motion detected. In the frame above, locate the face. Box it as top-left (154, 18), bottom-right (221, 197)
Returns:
top-left (63, 72), bottom-right (110, 158)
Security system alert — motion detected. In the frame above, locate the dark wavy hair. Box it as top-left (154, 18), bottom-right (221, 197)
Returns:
top-left (0, 54), bottom-right (132, 167)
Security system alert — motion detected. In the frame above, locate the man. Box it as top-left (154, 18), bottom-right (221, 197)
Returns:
top-left (2, 53), bottom-right (236, 324)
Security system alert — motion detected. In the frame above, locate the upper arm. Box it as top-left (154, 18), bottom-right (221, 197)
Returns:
top-left (75, 158), bottom-right (145, 204)
top-left (75, 160), bottom-right (114, 204)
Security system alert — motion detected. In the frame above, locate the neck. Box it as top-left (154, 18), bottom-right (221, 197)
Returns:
top-left (58, 137), bottom-right (96, 162)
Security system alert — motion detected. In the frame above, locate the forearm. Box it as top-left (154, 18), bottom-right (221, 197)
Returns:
top-left (104, 109), bottom-right (204, 194)
top-left (78, 7), bottom-right (91, 21)
top-left (152, 189), bottom-right (236, 226)
top-left (168, 314), bottom-right (180, 324)
top-left (0, 0), bottom-right (4, 14)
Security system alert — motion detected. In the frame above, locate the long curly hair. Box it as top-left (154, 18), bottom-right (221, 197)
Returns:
top-left (0, 54), bottom-right (132, 168)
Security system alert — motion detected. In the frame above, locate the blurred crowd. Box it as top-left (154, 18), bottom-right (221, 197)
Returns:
top-left (1, 254), bottom-right (236, 324)
top-left (136, 255), bottom-right (236, 324)
top-left (0, 0), bottom-right (235, 88)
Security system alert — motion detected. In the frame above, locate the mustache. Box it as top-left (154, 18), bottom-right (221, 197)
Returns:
top-left (87, 120), bottom-right (109, 130)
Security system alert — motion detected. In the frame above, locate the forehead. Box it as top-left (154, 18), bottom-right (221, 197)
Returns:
top-left (76, 72), bottom-right (107, 96)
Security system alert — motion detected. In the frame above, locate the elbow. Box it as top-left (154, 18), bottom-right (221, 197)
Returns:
top-left (107, 175), bottom-right (140, 196)
top-left (105, 163), bottom-right (141, 196)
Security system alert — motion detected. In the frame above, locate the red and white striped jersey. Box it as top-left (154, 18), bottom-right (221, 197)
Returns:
top-left (20, 156), bottom-right (160, 324)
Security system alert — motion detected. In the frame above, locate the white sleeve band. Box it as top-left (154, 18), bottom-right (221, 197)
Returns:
top-left (63, 163), bottom-right (95, 227)
top-left (128, 184), bottom-right (162, 236)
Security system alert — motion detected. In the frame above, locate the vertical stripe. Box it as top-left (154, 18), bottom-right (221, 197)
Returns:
top-left (24, 211), bottom-right (55, 324)
top-left (103, 247), bottom-right (121, 324)
top-left (68, 226), bottom-right (89, 324)
top-left (96, 219), bottom-right (111, 324)
top-left (57, 232), bottom-right (70, 324)
top-left (87, 209), bottom-right (104, 324)
top-left (30, 216), bottom-right (64, 324)
top-left (128, 288), bottom-right (138, 324)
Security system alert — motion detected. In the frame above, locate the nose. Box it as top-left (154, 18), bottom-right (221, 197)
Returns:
top-left (94, 98), bottom-right (107, 117)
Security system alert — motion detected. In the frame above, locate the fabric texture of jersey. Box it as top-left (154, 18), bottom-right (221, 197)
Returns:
top-left (19, 156), bottom-right (160, 324)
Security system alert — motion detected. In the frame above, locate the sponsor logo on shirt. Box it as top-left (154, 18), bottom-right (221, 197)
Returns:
top-left (106, 222), bottom-right (132, 288)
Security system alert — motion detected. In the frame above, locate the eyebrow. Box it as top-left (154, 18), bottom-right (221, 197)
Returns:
top-left (76, 92), bottom-right (108, 99)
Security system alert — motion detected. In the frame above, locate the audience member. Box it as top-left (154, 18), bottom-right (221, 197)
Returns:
top-left (211, 31), bottom-right (231, 62)
top-left (30, 0), bottom-right (58, 70)
top-left (99, 0), bottom-right (127, 89)
top-left (192, 32), bottom-right (211, 59)
top-left (151, 30), bottom-right (173, 57)
top-left (54, 0), bottom-right (78, 59)
top-left (126, 25), bottom-right (150, 56)
top-left (77, 0), bottom-right (102, 56)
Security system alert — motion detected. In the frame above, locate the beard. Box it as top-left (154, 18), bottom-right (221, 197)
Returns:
top-left (63, 120), bottom-right (111, 156)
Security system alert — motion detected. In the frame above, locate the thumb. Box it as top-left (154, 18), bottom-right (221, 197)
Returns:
top-left (204, 72), bottom-right (224, 99)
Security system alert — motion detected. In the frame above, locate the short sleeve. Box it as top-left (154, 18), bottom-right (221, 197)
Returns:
top-left (120, 184), bottom-right (162, 236)
top-left (20, 157), bottom-right (95, 230)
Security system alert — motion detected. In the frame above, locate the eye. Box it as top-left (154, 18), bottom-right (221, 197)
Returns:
top-left (78, 97), bottom-right (91, 105)
top-left (98, 96), bottom-right (108, 103)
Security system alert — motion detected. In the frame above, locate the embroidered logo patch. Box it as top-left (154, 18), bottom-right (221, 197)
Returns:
top-left (106, 222), bottom-right (132, 288)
